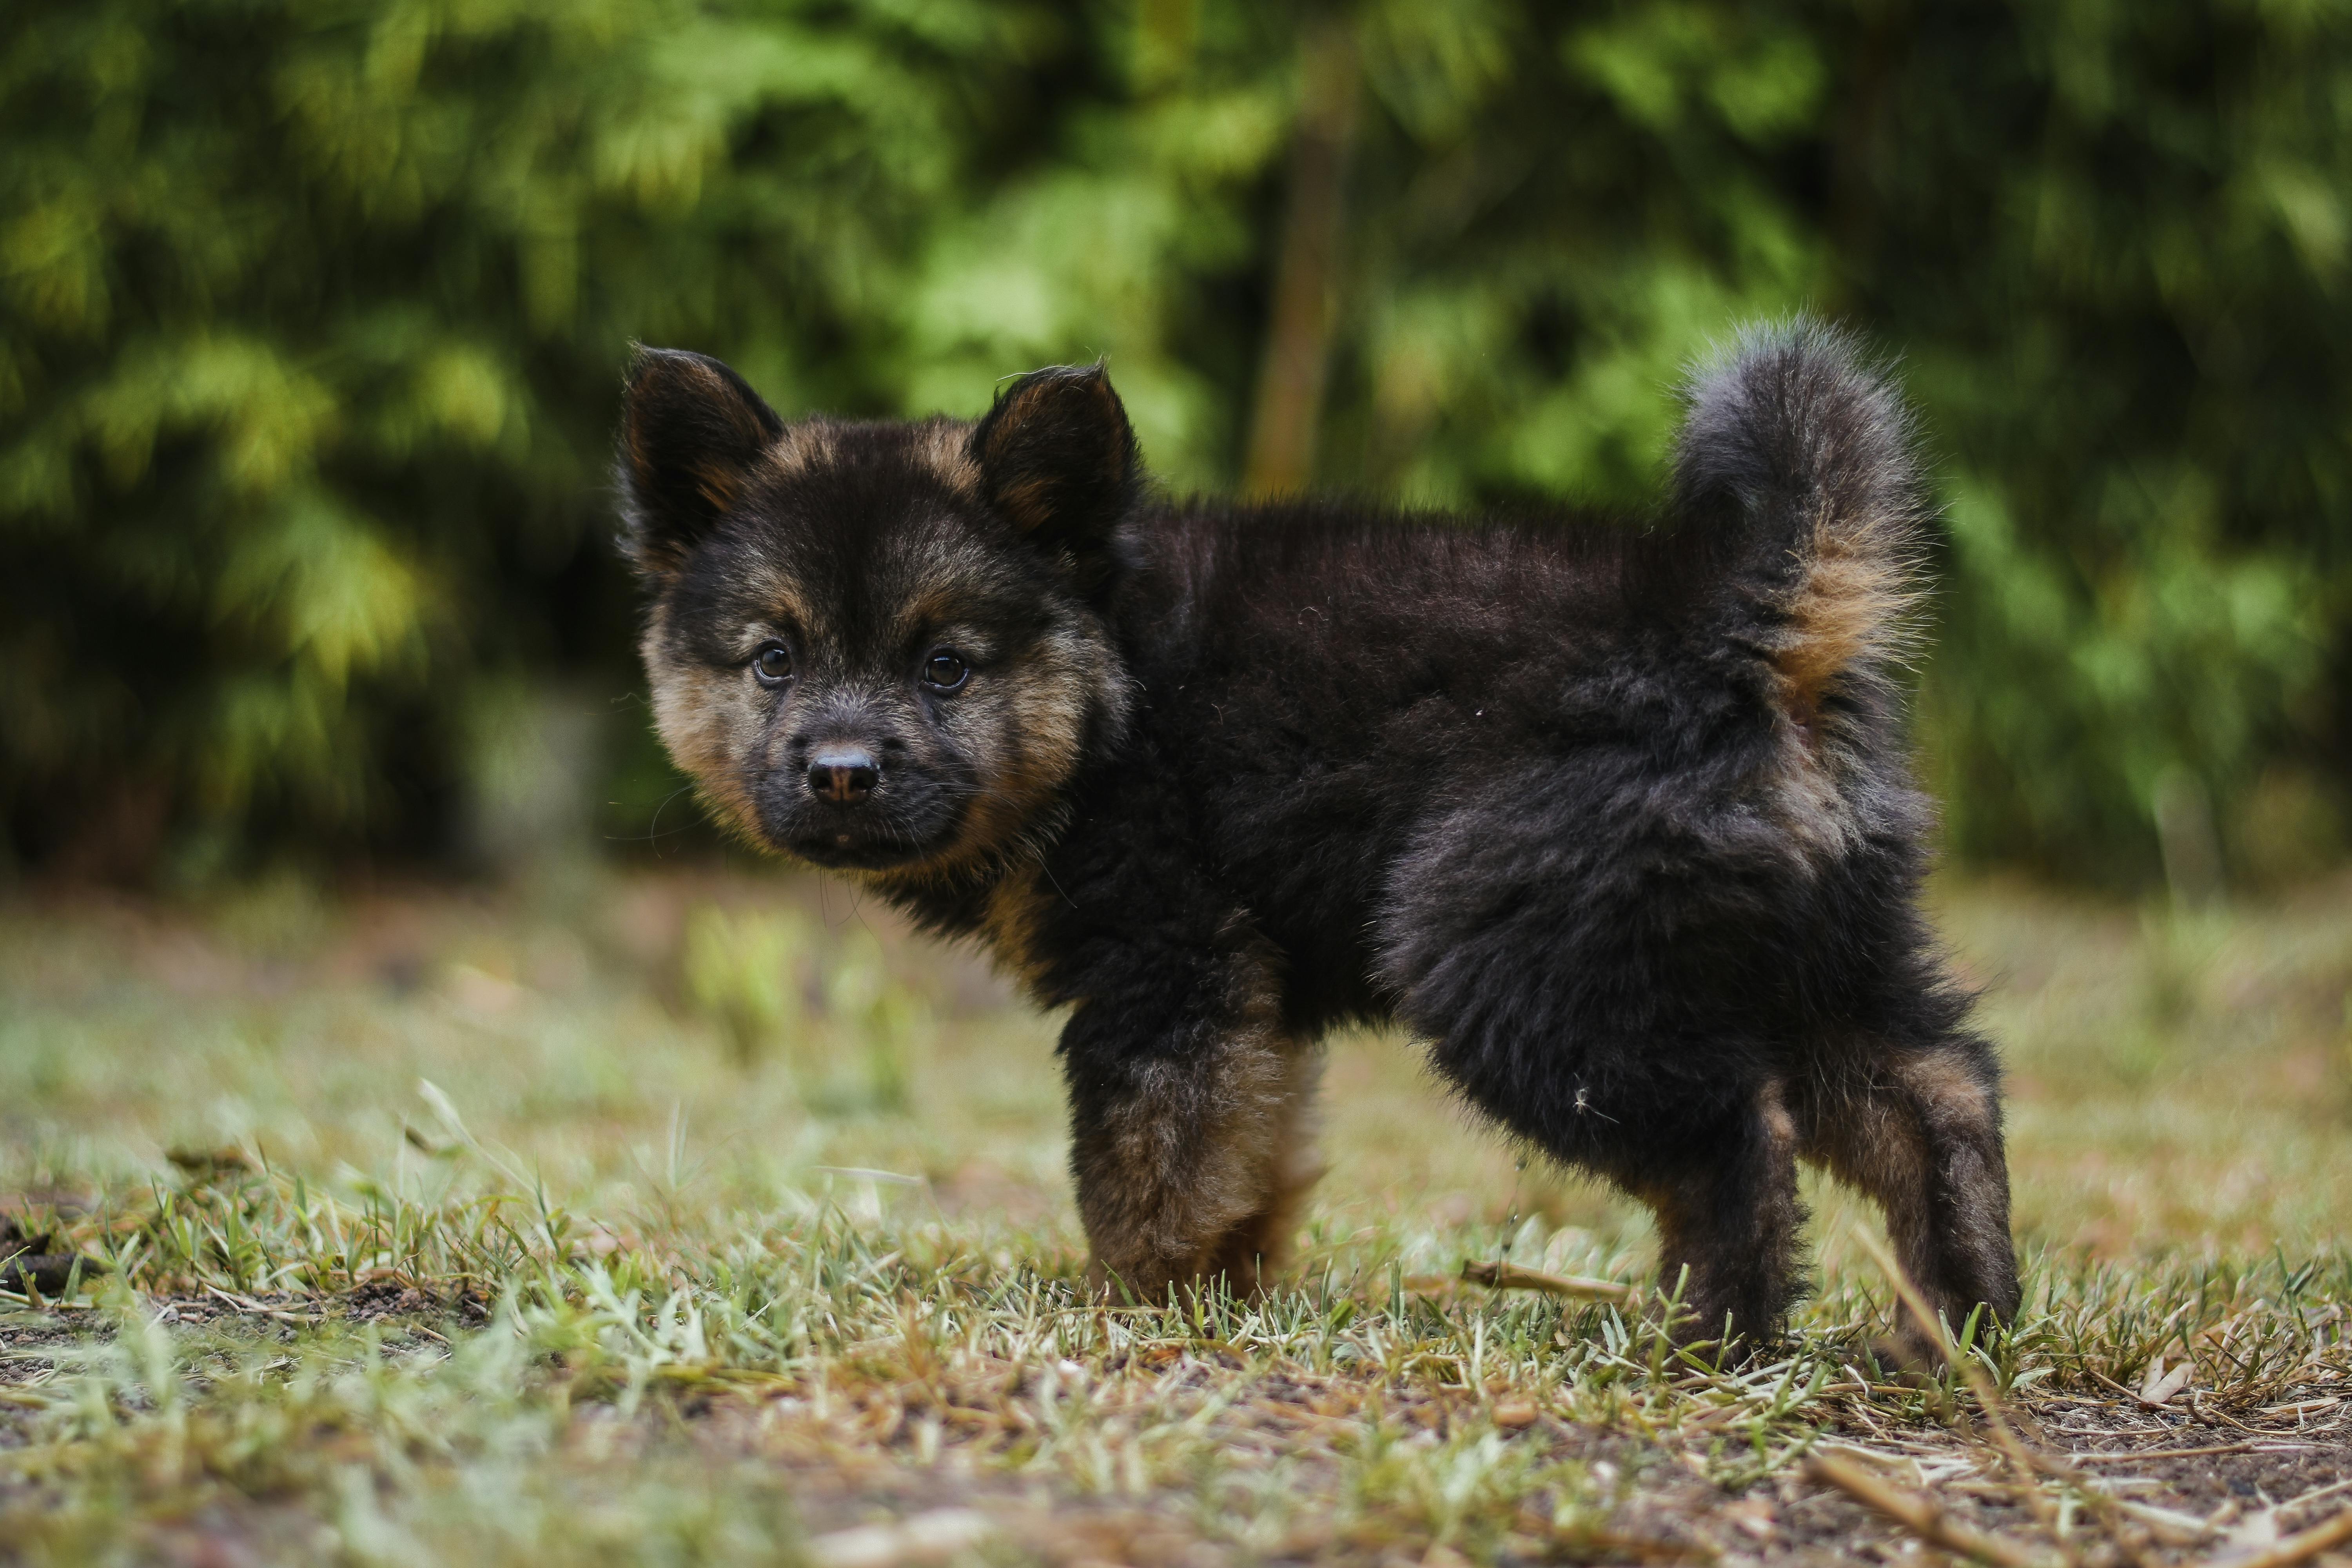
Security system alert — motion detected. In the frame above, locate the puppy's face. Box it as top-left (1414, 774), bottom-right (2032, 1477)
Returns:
top-left (617, 353), bottom-right (1138, 879)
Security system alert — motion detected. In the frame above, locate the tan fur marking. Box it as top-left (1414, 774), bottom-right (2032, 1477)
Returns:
top-left (887, 584), bottom-right (973, 650)
top-left (875, 619), bottom-right (1127, 890)
top-left (729, 558), bottom-right (819, 644)
top-left (1074, 952), bottom-right (1317, 1301)
top-left (994, 474), bottom-right (1057, 534)
top-left (911, 418), bottom-right (981, 494)
top-left (1798, 1048), bottom-right (2016, 1361)
top-left (691, 462), bottom-right (742, 515)
top-left (976, 864), bottom-right (1056, 994)
top-left (1893, 1049), bottom-right (1992, 1127)
top-left (1761, 505), bottom-right (1921, 862)
top-left (761, 420), bottom-right (841, 480)
top-left (1802, 1079), bottom-right (1927, 1207)
top-left (1758, 1074), bottom-right (1797, 1149)
top-left (1081, 1038), bottom-right (1291, 1300)
top-left (1770, 503), bottom-right (1919, 715)
top-left (757, 416), bottom-right (978, 495)
top-left (1203, 1050), bottom-right (1326, 1295)
top-left (640, 607), bottom-right (766, 847)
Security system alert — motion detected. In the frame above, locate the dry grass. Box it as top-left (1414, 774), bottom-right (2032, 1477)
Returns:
top-left (0, 868), bottom-right (2348, 1566)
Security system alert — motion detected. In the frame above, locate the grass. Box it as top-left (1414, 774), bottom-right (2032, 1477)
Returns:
top-left (1, 867), bottom-right (2348, 1565)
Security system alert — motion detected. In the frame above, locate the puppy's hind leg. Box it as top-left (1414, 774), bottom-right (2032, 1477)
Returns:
top-left (1800, 1040), bottom-right (2020, 1361)
top-left (1633, 1078), bottom-right (1807, 1353)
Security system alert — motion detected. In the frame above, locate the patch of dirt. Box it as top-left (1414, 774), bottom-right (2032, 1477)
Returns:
top-left (702, 1391), bottom-right (1719, 1567)
top-left (675, 1368), bottom-right (2352, 1566)
top-left (1754, 1395), bottom-right (2352, 1566)
top-left (2, 1292), bottom-right (2345, 1564)
top-left (340, 1277), bottom-right (488, 1326)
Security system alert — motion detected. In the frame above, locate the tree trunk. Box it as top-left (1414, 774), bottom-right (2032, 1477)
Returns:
top-left (1243, 9), bottom-right (1359, 499)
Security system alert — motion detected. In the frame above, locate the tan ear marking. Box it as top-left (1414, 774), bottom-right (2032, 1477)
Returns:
top-left (973, 364), bottom-right (1134, 542)
top-left (691, 463), bottom-right (741, 514)
top-left (995, 475), bottom-right (1057, 533)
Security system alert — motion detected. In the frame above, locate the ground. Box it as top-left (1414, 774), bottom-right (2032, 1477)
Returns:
top-left (0, 867), bottom-right (2347, 1566)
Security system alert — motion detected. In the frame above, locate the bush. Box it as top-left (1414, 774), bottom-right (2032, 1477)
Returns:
top-left (6, 0), bottom-right (2349, 886)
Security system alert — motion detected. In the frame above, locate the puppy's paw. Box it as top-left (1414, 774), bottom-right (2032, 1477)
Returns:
top-left (1866, 1330), bottom-right (1947, 1380)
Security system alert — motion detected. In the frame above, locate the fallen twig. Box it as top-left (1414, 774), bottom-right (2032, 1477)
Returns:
top-left (203, 1285), bottom-right (323, 1325)
top-left (1458, 1260), bottom-right (1635, 1303)
top-left (2064, 1442), bottom-right (2280, 1463)
top-left (2272, 1476), bottom-right (2352, 1524)
top-left (2105, 1497), bottom-right (2221, 1546)
top-left (1805, 1452), bottom-right (2047, 1568)
top-left (2076, 1370), bottom-right (2262, 1436)
top-left (2087, 1368), bottom-right (2165, 1409)
top-left (2190, 1390), bottom-right (2265, 1434)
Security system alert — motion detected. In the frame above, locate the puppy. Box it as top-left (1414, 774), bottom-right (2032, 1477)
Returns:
top-left (615, 323), bottom-right (2021, 1350)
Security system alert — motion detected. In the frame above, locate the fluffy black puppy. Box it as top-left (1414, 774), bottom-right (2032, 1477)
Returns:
top-left (617, 323), bottom-right (2020, 1352)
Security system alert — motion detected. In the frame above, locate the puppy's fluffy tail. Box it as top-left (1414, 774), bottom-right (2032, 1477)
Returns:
top-left (1667, 319), bottom-right (1929, 714)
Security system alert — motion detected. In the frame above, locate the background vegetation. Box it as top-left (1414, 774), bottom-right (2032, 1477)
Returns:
top-left (6, 0), bottom-right (2350, 886)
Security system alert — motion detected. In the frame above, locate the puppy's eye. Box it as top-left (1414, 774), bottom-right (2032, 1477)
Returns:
top-left (922, 649), bottom-right (970, 692)
top-left (752, 643), bottom-right (793, 685)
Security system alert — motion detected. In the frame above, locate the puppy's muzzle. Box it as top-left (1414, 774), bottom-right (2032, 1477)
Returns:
top-left (806, 746), bottom-right (881, 804)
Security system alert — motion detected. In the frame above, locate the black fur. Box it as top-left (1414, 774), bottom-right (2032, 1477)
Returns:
top-left (617, 347), bottom-right (786, 575)
top-left (970, 363), bottom-right (1142, 594)
top-left (618, 323), bottom-right (2022, 1351)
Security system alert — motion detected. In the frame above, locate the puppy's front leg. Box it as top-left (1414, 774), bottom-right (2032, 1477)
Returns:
top-left (1058, 953), bottom-right (1317, 1301)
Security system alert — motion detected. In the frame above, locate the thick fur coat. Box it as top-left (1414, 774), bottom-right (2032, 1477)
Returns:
top-left (616, 324), bottom-right (2021, 1352)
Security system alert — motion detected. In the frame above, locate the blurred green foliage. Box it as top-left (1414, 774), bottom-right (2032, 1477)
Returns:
top-left (4, 0), bottom-right (2348, 885)
top-left (681, 902), bottom-right (809, 1063)
top-left (679, 902), bottom-right (924, 1107)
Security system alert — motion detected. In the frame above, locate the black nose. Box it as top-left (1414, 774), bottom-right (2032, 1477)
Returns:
top-left (806, 746), bottom-right (880, 804)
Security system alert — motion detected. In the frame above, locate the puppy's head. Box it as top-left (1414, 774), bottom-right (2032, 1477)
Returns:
top-left (617, 349), bottom-right (1138, 880)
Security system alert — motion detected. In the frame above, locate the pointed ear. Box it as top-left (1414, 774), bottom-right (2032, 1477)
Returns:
top-left (971, 364), bottom-right (1140, 584)
top-left (616, 347), bottom-right (784, 576)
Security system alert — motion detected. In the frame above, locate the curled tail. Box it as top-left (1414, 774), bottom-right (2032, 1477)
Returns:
top-left (1668, 319), bottom-right (1929, 722)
